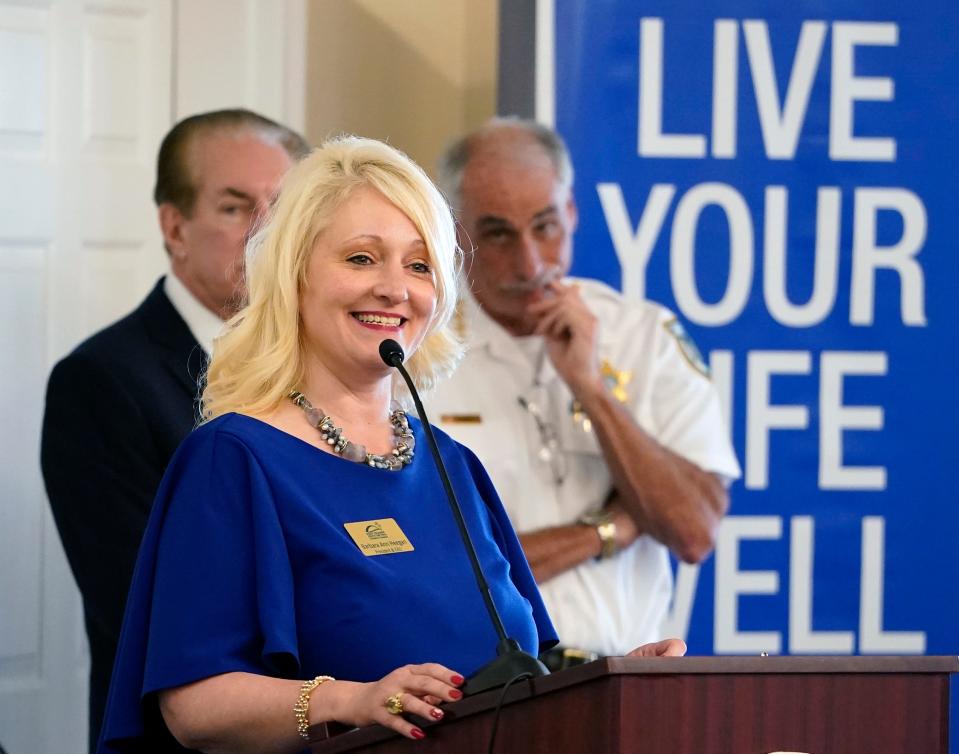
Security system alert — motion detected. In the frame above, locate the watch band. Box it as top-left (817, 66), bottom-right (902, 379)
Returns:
top-left (578, 510), bottom-right (618, 560)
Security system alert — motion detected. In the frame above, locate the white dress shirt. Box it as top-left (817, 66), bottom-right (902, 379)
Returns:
top-left (163, 272), bottom-right (226, 356)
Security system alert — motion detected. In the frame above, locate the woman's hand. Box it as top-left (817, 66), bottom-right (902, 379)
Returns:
top-left (625, 638), bottom-right (687, 658)
top-left (328, 663), bottom-right (465, 740)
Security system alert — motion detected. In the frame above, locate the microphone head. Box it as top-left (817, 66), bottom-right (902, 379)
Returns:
top-left (379, 339), bottom-right (405, 367)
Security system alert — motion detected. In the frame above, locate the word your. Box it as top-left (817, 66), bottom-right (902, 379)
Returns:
top-left (599, 182), bottom-right (926, 327)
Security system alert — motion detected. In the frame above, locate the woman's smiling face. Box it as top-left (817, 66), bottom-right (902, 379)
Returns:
top-left (298, 185), bottom-right (438, 379)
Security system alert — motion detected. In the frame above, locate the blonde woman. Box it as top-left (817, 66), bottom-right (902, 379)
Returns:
top-left (98, 136), bottom-right (684, 754)
top-left (98, 137), bottom-right (557, 753)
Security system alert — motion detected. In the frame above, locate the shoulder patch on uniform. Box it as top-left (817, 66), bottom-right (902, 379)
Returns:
top-left (663, 318), bottom-right (710, 378)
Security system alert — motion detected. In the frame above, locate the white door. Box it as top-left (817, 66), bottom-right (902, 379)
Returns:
top-left (0, 1), bottom-right (172, 752)
top-left (0, 2), bottom-right (306, 752)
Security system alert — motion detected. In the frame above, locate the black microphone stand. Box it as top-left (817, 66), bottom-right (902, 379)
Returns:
top-left (379, 339), bottom-right (548, 695)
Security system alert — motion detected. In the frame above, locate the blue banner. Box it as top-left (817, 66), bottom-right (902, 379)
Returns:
top-left (549, 0), bottom-right (958, 733)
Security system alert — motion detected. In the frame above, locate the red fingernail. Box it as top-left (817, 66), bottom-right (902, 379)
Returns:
top-left (411, 727), bottom-right (426, 740)
top-left (430, 708), bottom-right (444, 720)
top-left (449, 689), bottom-right (463, 700)
top-left (451, 674), bottom-right (465, 685)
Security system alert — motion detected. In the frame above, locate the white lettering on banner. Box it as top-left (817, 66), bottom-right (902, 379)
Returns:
top-left (706, 350), bottom-right (891, 490)
top-left (850, 188), bottom-right (928, 326)
top-left (706, 516), bottom-right (925, 653)
top-left (730, 350), bottom-right (888, 490)
top-left (830, 23), bottom-right (899, 161)
top-left (708, 349), bottom-right (734, 434)
top-left (714, 516), bottom-right (782, 654)
top-left (601, 182), bottom-right (927, 328)
top-left (859, 517), bottom-right (926, 652)
top-left (763, 186), bottom-right (840, 327)
top-left (743, 20), bottom-right (826, 160)
top-left (662, 561), bottom-right (700, 640)
top-left (597, 182), bottom-right (674, 301)
top-left (671, 183), bottom-right (753, 325)
top-left (745, 352), bottom-right (811, 490)
top-left (638, 18), bottom-right (706, 157)
top-left (789, 516), bottom-right (855, 653)
top-left (637, 19), bottom-right (898, 160)
top-left (711, 19), bottom-right (738, 158)
top-left (819, 352), bottom-right (887, 490)
top-left (619, 16), bottom-right (928, 658)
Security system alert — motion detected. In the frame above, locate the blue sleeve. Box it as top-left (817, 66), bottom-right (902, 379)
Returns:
top-left (457, 443), bottom-right (559, 654)
top-left (98, 424), bottom-right (299, 753)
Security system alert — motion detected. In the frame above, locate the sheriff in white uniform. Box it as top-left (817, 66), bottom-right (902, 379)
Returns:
top-left (430, 117), bottom-right (741, 657)
top-left (427, 280), bottom-right (740, 654)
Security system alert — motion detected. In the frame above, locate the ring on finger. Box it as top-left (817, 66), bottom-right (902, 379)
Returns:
top-left (384, 693), bottom-right (404, 715)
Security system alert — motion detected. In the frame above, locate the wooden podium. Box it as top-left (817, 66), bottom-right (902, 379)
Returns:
top-left (310, 656), bottom-right (958, 753)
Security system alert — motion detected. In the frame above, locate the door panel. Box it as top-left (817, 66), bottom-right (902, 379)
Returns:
top-left (0, 1), bottom-right (305, 751)
top-left (0, 2), bottom-right (171, 752)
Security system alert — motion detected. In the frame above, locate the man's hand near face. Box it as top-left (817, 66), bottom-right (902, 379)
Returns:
top-left (527, 281), bottom-right (604, 397)
top-left (521, 277), bottom-right (728, 566)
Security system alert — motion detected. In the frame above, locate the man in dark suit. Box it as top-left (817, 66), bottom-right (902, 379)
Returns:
top-left (40, 109), bottom-right (309, 752)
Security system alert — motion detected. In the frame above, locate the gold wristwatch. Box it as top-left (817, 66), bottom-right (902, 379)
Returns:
top-left (578, 509), bottom-right (618, 560)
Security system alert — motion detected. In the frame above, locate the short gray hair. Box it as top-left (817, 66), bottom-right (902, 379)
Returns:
top-left (436, 117), bottom-right (574, 209)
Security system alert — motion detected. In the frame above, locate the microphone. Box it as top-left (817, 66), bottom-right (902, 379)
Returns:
top-left (378, 339), bottom-right (548, 694)
top-left (378, 339), bottom-right (405, 367)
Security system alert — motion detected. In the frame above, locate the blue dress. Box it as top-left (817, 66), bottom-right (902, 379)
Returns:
top-left (98, 413), bottom-right (557, 752)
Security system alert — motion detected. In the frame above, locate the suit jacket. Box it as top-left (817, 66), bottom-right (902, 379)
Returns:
top-left (41, 277), bottom-right (206, 753)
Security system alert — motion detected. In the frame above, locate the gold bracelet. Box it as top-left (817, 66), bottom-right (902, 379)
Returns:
top-left (294, 675), bottom-right (335, 741)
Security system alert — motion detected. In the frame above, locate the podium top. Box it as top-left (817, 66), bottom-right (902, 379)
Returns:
top-left (309, 655), bottom-right (958, 751)
top-left (517, 655), bottom-right (959, 703)
top-left (604, 654), bottom-right (959, 675)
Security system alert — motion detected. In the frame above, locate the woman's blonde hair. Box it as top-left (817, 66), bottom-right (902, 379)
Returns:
top-left (202, 135), bottom-right (463, 421)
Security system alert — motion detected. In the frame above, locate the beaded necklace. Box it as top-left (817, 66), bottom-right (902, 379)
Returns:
top-left (289, 390), bottom-right (414, 471)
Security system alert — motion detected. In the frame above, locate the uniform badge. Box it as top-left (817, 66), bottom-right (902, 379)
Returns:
top-left (570, 359), bottom-right (632, 433)
top-left (600, 360), bottom-right (633, 403)
top-left (343, 518), bottom-right (414, 556)
top-left (664, 318), bottom-right (710, 377)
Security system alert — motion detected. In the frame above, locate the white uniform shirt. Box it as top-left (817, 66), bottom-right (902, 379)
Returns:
top-left (424, 278), bottom-right (741, 655)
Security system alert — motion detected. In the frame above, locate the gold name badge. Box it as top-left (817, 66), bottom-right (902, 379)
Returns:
top-left (343, 518), bottom-right (414, 556)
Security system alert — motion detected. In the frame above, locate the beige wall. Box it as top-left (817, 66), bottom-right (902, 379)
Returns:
top-left (305, 0), bottom-right (498, 178)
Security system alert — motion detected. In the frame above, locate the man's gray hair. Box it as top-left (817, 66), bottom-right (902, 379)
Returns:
top-left (436, 117), bottom-right (574, 209)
